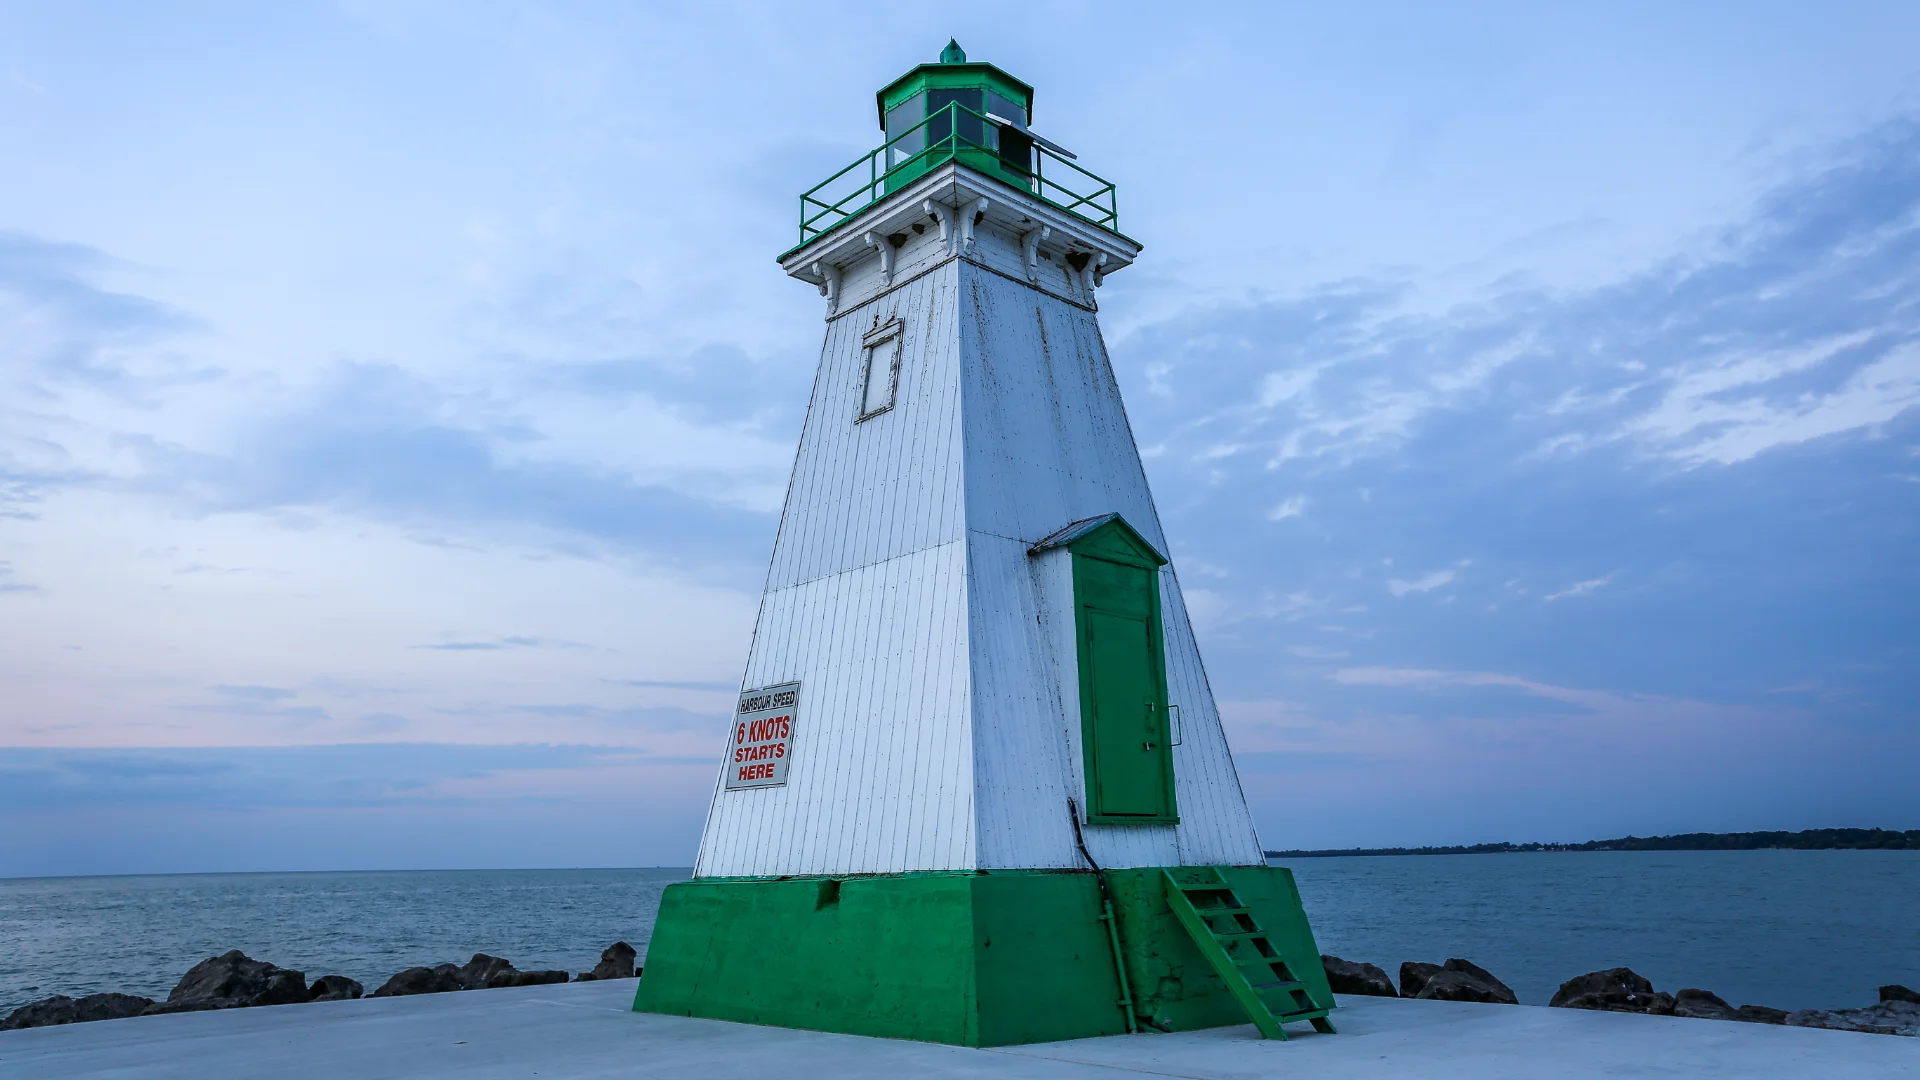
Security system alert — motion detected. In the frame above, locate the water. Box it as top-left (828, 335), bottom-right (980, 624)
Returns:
top-left (0, 868), bottom-right (682, 1014)
top-left (2, 852), bottom-right (1915, 1016)
top-left (1290, 850), bottom-right (1920, 1011)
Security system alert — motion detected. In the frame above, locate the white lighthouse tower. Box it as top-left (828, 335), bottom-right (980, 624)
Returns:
top-left (636, 42), bottom-right (1335, 1047)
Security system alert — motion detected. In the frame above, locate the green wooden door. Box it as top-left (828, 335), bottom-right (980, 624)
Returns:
top-left (1072, 543), bottom-right (1174, 823)
top-left (1085, 609), bottom-right (1166, 816)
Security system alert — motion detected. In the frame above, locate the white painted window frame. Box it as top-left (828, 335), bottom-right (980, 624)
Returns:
top-left (857, 318), bottom-right (904, 422)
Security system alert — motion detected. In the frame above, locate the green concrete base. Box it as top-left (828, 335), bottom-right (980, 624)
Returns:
top-left (633, 865), bottom-right (1331, 1047)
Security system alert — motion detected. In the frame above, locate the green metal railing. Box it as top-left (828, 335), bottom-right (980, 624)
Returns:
top-left (793, 102), bottom-right (1118, 249)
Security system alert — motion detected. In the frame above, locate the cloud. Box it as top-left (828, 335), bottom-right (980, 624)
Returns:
top-left (125, 362), bottom-right (779, 582)
top-left (0, 231), bottom-right (207, 396)
top-left (1121, 115), bottom-right (1920, 479)
top-left (0, 560), bottom-right (38, 595)
top-left (1286, 645), bottom-right (1348, 660)
top-left (1267, 495), bottom-right (1307, 521)
top-left (607, 678), bottom-right (739, 691)
top-left (212, 685), bottom-right (297, 703)
top-left (1112, 111), bottom-right (1920, 739)
top-left (1386, 569), bottom-right (1455, 596)
top-left (1545, 574), bottom-right (1614, 601)
top-left (1330, 665), bottom-right (1607, 708)
top-left (0, 232), bottom-right (211, 527)
top-left (0, 743), bottom-right (690, 811)
top-left (503, 702), bottom-right (719, 733)
top-left (4, 219), bottom-right (804, 583)
top-left (413, 636), bottom-right (584, 651)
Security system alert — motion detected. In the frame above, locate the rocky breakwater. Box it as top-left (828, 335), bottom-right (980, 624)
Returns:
top-left (145, 950), bottom-right (315, 1014)
top-left (1321, 955), bottom-right (1517, 1004)
top-left (572, 941), bottom-right (638, 982)
top-left (372, 953), bottom-right (569, 996)
top-left (1, 950), bottom-right (362, 1030)
top-left (1786, 985), bottom-right (1920, 1037)
top-left (1547, 968), bottom-right (1920, 1036)
top-left (1319, 954), bottom-right (1917, 1038)
top-left (1, 941), bottom-right (639, 1032)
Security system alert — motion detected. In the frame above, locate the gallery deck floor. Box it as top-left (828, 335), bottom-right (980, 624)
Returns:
top-left (2, 978), bottom-right (1912, 1078)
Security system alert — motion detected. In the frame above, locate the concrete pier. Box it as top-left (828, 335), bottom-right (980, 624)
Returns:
top-left (2, 979), bottom-right (1912, 1078)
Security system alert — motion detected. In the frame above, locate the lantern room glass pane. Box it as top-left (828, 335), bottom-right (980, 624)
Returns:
top-left (926, 88), bottom-right (985, 148)
top-left (986, 92), bottom-right (1027, 129)
top-left (885, 98), bottom-right (925, 167)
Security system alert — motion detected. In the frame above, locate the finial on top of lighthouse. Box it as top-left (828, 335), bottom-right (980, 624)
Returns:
top-left (939, 38), bottom-right (966, 63)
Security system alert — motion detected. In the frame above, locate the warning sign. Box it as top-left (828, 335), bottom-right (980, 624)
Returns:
top-left (724, 681), bottom-right (799, 790)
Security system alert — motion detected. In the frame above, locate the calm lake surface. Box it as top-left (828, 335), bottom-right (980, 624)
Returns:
top-left (3, 851), bottom-right (1915, 1015)
top-left (1290, 850), bottom-right (1919, 1011)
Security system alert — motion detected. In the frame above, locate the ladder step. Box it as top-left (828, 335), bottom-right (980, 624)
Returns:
top-left (1239, 961), bottom-right (1295, 976)
top-left (1159, 868), bottom-right (1335, 1043)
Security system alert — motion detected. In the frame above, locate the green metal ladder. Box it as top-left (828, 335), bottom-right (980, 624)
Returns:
top-left (1161, 868), bottom-right (1336, 1040)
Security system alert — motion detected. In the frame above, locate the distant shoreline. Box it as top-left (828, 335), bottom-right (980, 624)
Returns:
top-left (1266, 827), bottom-right (1920, 858)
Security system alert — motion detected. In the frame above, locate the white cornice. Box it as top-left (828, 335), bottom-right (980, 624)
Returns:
top-left (779, 162), bottom-right (1141, 287)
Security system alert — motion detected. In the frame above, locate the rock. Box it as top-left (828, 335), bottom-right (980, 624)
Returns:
top-left (1787, 1000), bottom-right (1920, 1037)
top-left (149, 950), bottom-right (308, 1013)
top-left (573, 941), bottom-right (639, 982)
top-left (1415, 961), bottom-right (1519, 1006)
top-left (308, 975), bottom-right (364, 1001)
top-left (1320, 955), bottom-right (1396, 997)
top-left (1883, 984), bottom-right (1920, 1005)
top-left (487, 969), bottom-right (570, 989)
top-left (372, 963), bottom-right (465, 997)
top-left (1442, 959), bottom-right (1517, 1002)
top-left (139, 998), bottom-right (223, 1016)
top-left (1736, 1004), bottom-right (1790, 1024)
top-left (373, 954), bottom-right (564, 996)
top-left (456, 953), bottom-right (518, 991)
top-left (1399, 961), bottom-right (1442, 999)
top-left (1549, 967), bottom-right (1675, 1014)
top-left (1673, 988), bottom-right (1741, 1021)
top-left (1, 993), bottom-right (155, 1031)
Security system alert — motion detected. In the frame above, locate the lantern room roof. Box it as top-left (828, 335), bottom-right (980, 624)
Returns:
top-left (875, 40), bottom-right (1035, 128)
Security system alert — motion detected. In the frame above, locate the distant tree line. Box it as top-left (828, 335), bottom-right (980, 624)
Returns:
top-left (1264, 827), bottom-right (1920, 858)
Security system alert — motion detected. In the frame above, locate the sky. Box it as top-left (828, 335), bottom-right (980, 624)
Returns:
top-left (2, 1), bottom-right (1917, 876)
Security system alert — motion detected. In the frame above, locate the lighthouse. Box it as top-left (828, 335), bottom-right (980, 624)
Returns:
top-left (635, 42), bottom-right (1336, 1047)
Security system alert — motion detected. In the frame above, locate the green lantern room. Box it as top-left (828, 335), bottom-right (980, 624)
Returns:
top-left (877, 39), bottom-right (1037, 192)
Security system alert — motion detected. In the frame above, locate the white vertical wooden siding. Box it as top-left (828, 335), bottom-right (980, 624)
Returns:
top-left (765, 262), bottom-right (964, 593)
top-left (959, 260), bottom-right (1264, 870)
top-left (696, 540), bottom-right (976, 877)
top-left (695, 259), bottom-right (977, 877)
top-left (957, 265), bottom-right (1167, 551)
top-left (695, 200), bottom-right (1264, 878)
